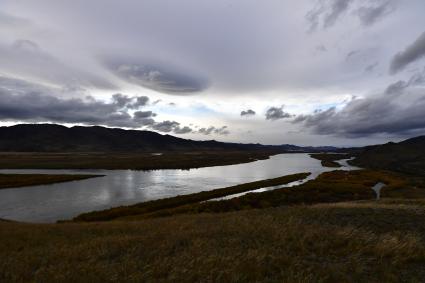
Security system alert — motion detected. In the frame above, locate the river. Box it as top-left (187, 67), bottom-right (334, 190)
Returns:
top-left (0, 153), bottom-right (358, 223)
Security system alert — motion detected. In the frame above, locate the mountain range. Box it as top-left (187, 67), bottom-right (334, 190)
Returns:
top-left (0, 124), bottom-right (337, 153)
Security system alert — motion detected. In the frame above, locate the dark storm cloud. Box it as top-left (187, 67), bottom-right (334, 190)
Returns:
top-left (265, 106), bottom-right (293, 121)
top-left (240, 109), bottom-right (256, 117)
top-left (293, 71), bottom-right (425, 137)
top-left (104, 58), bottom-right (209, 94)
top-left (0, 76), bottom-right (196, 135)
top-left (390, 31), bottom-right (425, 74)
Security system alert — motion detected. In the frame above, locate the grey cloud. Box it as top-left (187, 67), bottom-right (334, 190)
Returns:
top-left (385, 69), bottom-right (425, 94)
top-left (265, 106), bottom-right (293, 121)
top-left (198, 126), bottom-right (229, 136)
top-left (0, 39), bottom-right (116, 90)
top-left (0, 11), bottom-right (30, 29)
top-left (112, 93), bottom-right (133, 108)
top-left (174, 126), bottom-right (193, 134)
top-left (364, 61), bottom-right (379, 72)
top-left (324, 0), bottom-right (353, 28)
top-left (240, 109), bottom-right (256, 117)
top-left (307, 0), bottom-right (395, 32)
top-left (316, 45), bottom-right (327, 52)
top-left (0, 76), bottom-right (198, 135)
top-left (13, 39), bottom-right (39, 51)
top-left (306, 0), bottom-right (353, 31)
top-left (1, 0), bottom-right (420, 98)
top-left (0, 77), bottom-right (151, 128)
top-left (390, 31), bottom-right (425, 74)
top-left (346, 50), bottom-right (360, 60)
top-left (356, 0), bottom-right (395, 26)
top-left (111, 93), bottom-right (150, 109)
top-left (293, 71), bottom-right (425, 137)
top-left (134, 111), bottom-right (156, 119)
top-left (150, 120), bottom-right (193, 134)
top-left (150, 121), bottom-right (180, 133)
top-left (105, 58), bottom-right (209, 94)
top-left (0, 76), bottom-right (198, 136)
top-left (131, 96), bottom-right (150, 108)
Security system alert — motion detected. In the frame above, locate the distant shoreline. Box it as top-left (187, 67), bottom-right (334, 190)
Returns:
top-left (0, 150), bottom-right (286, 171)
top-left (0, 174), bottom-right (103, 190)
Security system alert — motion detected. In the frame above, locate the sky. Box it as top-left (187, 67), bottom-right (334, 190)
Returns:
top-left (1, 0), bottom-right (425, 146)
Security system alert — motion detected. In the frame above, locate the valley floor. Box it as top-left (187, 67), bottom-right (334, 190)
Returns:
top-left (1, 169), bottom-right (425, 282)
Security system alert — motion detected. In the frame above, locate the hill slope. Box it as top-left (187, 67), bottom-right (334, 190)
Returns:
top-left (0, 124), bottom-right (269, 152)
top-left (351, 136), bottom-right (425, 176)
top-left (0, 124), bottom-right (335, 153)
top-left (2, 199), bottom-right (425, 282)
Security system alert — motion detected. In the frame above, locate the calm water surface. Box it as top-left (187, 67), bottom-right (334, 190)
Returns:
top-left (0, 153), bottom-right (357, 223)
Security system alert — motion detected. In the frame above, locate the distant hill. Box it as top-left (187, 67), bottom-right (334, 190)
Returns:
top-left (351, 136), bottom-right (425, 176)
top-left (0, 124), bottom-right (335, 153)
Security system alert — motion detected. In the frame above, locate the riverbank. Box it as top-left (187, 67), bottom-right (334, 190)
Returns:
top-left (72, 172), bottom-right (310, 222)
top-left (0, 151), bottom-right (281, 170)
top-left (75, 169), bottom-right (418, 222)
top-left (0, 174), bottom-right (102, 190)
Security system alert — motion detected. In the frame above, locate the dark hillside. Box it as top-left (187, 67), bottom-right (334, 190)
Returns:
top-left (351, 136), bottom-right (425, 176)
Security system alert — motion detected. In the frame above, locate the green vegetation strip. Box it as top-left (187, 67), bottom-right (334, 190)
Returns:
top-left (0, 174), bottom-right (103, 190)
top-left (73, 172), bottom-right (310, 222)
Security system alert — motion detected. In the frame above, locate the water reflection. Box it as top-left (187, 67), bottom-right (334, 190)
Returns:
top-left (0, 153), bottom-right (356, 223)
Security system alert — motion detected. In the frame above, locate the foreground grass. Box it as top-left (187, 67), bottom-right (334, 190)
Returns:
top-left (73, 173), bottom-right (310, 222)
top-left (0, 151), bottom-right (279, 170)
top-left (309, 153), bottom-right (352, 168)
top-left (0, 174), bottom-right (102, 190)
top-left (2, 199), bottom-right (425, 282)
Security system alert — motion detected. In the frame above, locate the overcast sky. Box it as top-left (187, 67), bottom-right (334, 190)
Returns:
top-left (1, 0), bottom-right (425, 146)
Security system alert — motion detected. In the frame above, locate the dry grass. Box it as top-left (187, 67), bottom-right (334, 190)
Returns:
top-left (2, 200), bottom-right (425, 282)
top-left (0, 174), bottom-right (102, 190)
